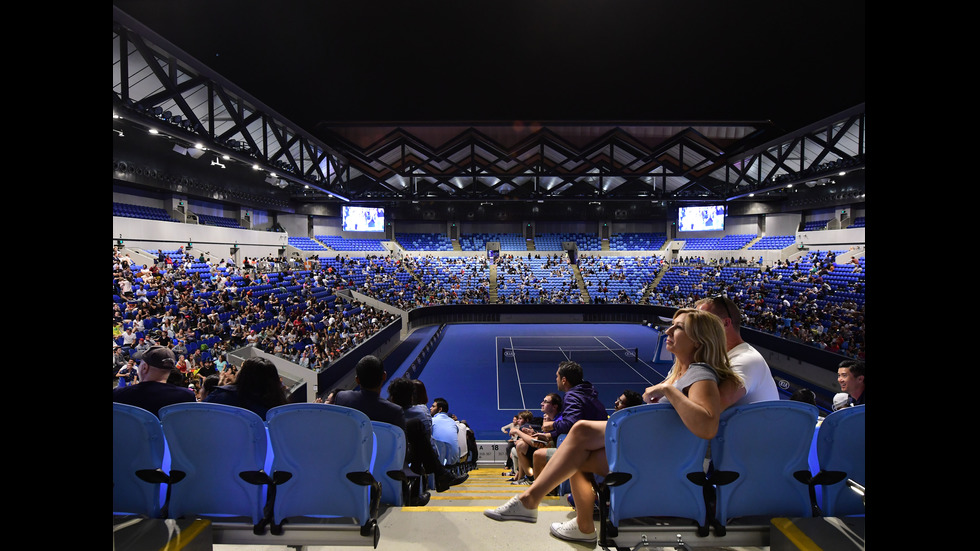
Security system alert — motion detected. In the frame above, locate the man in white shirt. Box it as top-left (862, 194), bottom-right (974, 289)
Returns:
top-left (117, 277), bottom-right (133, 299)
top-left (455, 418), bottom-right (469, 463)
top-left (120, 327), bottom-right (137, 350)
top-left (695, 296), bottom-right (780, 407)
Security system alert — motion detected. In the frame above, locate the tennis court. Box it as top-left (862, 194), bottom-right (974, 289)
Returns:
top-left (414, 323), bottom-right (673, 440)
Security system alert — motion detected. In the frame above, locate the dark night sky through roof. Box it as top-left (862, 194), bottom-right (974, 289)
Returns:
top-left (113, 0), bottom-right (866, 138)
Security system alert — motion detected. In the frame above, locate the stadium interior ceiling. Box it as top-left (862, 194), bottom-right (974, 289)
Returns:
top-left (112, 5), bottom-right (866, 223)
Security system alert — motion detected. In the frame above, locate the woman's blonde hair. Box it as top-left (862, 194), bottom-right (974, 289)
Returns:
top-left (666, 308), bottom-right (742, 387)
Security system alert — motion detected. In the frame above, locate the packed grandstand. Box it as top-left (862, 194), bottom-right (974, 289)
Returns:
top-left (113, 228), bottom-right (864, 393)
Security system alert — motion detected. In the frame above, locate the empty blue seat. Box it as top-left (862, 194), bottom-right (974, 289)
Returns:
top-left (371, 421), bottom-right (409, 506)
top-left (710, 400), bottom-right (818, 532)
top-left (265, 403), bottom-right (380, 542)
top-left (597, 404), bottom-right (711, 546)
top-left (813, 405), bottom-right (865, 516)
top-left (159, 402), bottom-right (272, 531)
top-left (113, 403), bottom-right (171, 517)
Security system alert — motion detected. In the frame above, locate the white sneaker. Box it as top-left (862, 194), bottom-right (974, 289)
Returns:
top-left (483, 495), bottom-right (537, 523)
top-left (550, 518), bottom-right (597, 543)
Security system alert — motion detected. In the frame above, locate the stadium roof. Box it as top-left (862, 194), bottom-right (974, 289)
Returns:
top-left (112, 1), bottom-right (865, 215)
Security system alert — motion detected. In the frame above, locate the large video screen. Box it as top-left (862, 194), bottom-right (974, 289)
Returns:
top-left (342, 206), bottom-right (385, 232)
top-left (677, 205), bottom-right (725, 232)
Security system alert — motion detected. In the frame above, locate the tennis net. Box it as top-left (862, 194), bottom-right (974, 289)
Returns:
top-left (501, 346), bottom-right (638, 363)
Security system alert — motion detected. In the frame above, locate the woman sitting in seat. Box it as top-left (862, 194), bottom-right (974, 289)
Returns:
top-left (484, 307), bottom-right (743, 543)
top-left (204, 357), bottom-right (287, 420)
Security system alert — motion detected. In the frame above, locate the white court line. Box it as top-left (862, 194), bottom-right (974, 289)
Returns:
top-left (505, 336), bottom-right (527, 410)
top-left (605, 335), bottom-right (668, 383)
top-left (592, 336), bottom-right (659, 385)
top-left (494, 336), bottom-right (501, 409)
top-left (497, 334), bottom-right (665, 411)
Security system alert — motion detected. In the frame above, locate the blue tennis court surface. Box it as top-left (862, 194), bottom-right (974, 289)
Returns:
top-left (414, 323), bottom-right (671, 440)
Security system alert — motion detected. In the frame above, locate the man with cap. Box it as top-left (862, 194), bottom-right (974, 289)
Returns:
top-left (133, 337), bottom-right (152, 358)
top-left (112, 345), bottom-right (196, 417)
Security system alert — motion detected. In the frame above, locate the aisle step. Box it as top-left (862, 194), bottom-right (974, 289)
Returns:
top-left (411, 467), bottom-right (572, 512)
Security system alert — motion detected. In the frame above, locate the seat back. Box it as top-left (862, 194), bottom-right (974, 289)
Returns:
top-left (816, 405), bottom-right (865, 516)
top-left (159, 402), bottom-right (270, 525)
top-left (711, 400), bottom-right (818, 526)
top-left (113, 403), bottom-right (168, 517)
top-left (605, 404), bottom-right (710, 528)
top-left (266, 403), bottom-right (373, 526)
top-left (371, 421), bottom-right (407, 506)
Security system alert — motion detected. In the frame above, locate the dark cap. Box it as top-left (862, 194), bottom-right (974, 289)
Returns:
top-left (135, 345), bottom-right (176, 370)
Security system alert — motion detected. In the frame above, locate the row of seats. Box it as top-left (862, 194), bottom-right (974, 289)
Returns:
top-left (315, 235), bottom-right (387, 251)
top-left (289, 231), bottom-right (840, 253)
top-left (678, 234), bottom-right (755, 250)
top-left (113, 202), bottom-right (175, 222)
top-left (287, 236), bottom-right (329, 251)
top-left (608, 232), bottom-right (668, 251)
top-left (197, 214), bottom-right (244, 229)
top-left (803, 218), bottom-right (866, 231)
top-left (114, 202), bottom-right (246, 229)
top-left (749, 235), bottom-right (796, 250)
top-left (579, 257), bottom-right (663, 301)
top-left (113, 401), bottom-right (412, 547)
top-left (395, 233), bottom-right (455, 251)
top-left (457, 233), bottom-right (529, 251)
top-left (412, 256), bottom-right (491, 303)
top-left (595, 402), bottom-right (864, 547)
top-left (533, 232), bottom-right (602, 251)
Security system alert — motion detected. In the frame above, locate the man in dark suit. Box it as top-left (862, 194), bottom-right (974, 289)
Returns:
top-left (334, 355), bottom-right (468, 503)
top-left (333, 355), bottom-right (406, 429)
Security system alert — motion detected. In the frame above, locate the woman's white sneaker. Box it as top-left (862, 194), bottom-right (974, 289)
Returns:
top-left (483, 495), bottom-right (537, 523)
top-left (550, 518), bottom-right (597, 543)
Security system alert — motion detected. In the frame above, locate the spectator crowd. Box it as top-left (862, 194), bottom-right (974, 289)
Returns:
top-left (114, 245), bottom-right (865, 394)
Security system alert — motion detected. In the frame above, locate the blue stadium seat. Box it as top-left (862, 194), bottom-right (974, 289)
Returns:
top-left (113, 403), bottom-right (172, 517)
top-left (597, 404), bottom-right (711, 546)
top-left (709, 400), bottom-right (818, 533)
top-left (371, 421), bottom-right (409, 506)
top-left (812, 405), bottom-right (865, 517)
top-left (265, 403), bottom-right (381, 542)
top-left (159, 402), bottom-right (272, 532)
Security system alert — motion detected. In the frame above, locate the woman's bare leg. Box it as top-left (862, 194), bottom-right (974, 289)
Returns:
top-left (568, 469), bottom-right (601, 534)
top-left (514, 420), bottom-right (608, 509)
